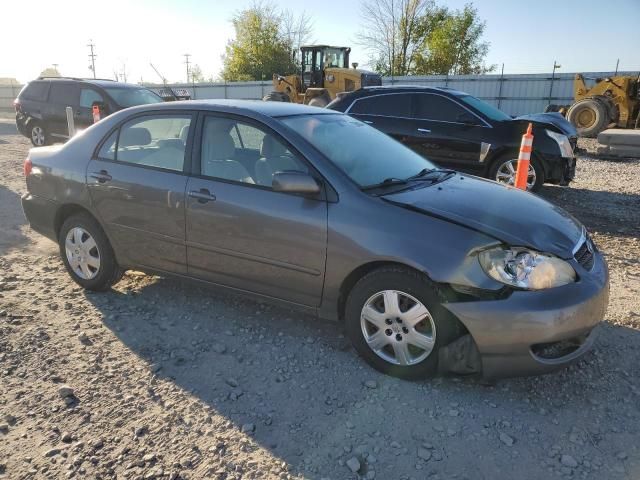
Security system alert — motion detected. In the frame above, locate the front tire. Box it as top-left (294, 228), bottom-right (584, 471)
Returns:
top-left (345, 267), bottom-right (459, 380)
top-left (58, 213), bottom-right (123, 291)
top-left (29, 122), bottom-right (49, 147)
top-left (489, 155), bottom-right (544, 192)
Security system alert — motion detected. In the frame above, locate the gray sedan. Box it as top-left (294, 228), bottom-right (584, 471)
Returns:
top-left (21, 100), bottom-right (609, 379)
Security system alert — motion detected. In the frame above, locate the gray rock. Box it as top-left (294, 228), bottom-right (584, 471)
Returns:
top-left (241, 423), bottom-right (255, 433)
top-left (364, 380), bottom-right (378, 389)
top-left (0, 423), bottom-right (8, 434)
top-left (78, 331), bottom-right (91, 345)
top-left (417, 448), bottom-right (432, 461)
top-left (499, 433), bottom-right (514, 446)
top-left (58, 385), bottom-right (75, 399)
top-left (43, 448), bottom-right (61, 457)
top-left (225, 378), bottom-right (239, 388)
top-left (61, 431), bottom-right (72, 443)
top-left (561, 455), bottom-right (578, 468)
top-left (346, 456), bottom-right (361, 473)
top-left (91, 438), bottom-right (104, 449)
top-left (212, 343), bottom-right (227, 354)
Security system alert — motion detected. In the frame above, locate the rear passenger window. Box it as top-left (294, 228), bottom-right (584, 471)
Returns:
top-left (115, 115), bottom-right (191, 172)
top-left (49, 83), bottom-right (78, 106)
top-left (21, 81), bottom-right (49, 101)
top-left (412, 93), bottom-right (476, 123)
top-left (349, 94), bottom-right (411, 117)
top-left (97, 130), bottom-right (117, 161)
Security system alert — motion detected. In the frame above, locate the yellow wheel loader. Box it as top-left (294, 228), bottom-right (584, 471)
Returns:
top-left (263, 45), bottom-right (382, 107)
top-left (562, 73), bottom-right (640, 137)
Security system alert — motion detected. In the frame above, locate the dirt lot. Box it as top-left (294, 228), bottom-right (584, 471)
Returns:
top-left (0, 119), bottom-right (639, 480)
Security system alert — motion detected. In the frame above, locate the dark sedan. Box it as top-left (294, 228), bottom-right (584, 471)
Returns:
top-left (327, 86), bottom-right (577, 191)
top-left (21, 100), bottom-right (608, 379)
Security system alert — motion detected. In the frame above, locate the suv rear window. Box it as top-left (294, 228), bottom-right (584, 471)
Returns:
top-left (20, 81), bottom-right (49, 101)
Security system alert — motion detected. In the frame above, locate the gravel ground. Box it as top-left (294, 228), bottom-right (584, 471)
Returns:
top-left (0, 120), bottom-right (639, 480)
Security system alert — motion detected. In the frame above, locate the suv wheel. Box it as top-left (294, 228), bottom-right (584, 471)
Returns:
top-left (345, 267), bottom-right (459, 379)
top-left (490, 156), bottom-right (544, 192)
top-left (29, 122), bottom-right (49, 147)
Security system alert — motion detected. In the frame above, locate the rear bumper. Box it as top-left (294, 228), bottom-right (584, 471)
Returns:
top-left (444, 251), bottom-right (609, 378)
top-left (21, 193), bottom-right (58, 241)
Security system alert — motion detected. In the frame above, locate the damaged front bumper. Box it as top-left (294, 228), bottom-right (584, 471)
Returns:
top-left (441, 251), bottom-right (609, 379)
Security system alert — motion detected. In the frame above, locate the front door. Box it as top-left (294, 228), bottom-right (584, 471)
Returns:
top-left (405, 93), bottom-right (487, 174)
top-left (185, 114), bottom-right (328, 307)
top-left (87, 113), bottom-right (193, 273)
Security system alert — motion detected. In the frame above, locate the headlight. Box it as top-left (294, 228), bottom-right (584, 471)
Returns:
top-left (546, 129), bottom-right (574, 158)
top-left (479, 247), bottom-right (576, 290)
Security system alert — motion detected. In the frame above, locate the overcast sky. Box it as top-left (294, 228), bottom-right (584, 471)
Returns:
top-left (2, 0), bottom-right (639, 84)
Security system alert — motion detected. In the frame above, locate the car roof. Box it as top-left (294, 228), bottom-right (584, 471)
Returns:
top-left (360, 85), bottom-right (468, 96)
top-left (34, 77), bottom-right (144, 89)
top-left (121, 99), bottom-right (339, 117)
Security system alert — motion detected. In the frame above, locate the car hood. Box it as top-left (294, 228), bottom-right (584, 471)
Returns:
top-left (515, 112), bottom-right (577, 137)
top-left (383, 175), bottom-right (583, 259)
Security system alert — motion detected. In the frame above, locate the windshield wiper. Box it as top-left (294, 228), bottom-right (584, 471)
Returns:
top-left (406, 168), bottom-right (456, 180)
top-left (361, 177), bottom-right (408, 191)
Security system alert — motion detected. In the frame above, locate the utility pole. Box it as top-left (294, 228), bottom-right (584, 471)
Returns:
top-left (88, 40), bottom-right (97, 78)
top-left (183, 54), bottom-right (191, 84)
top-left (52, 63), bottom-right (59, 74)
top-left (548, 60), bottom-right (561, 106)
top-left (615, 58), bottom-right (620, 75)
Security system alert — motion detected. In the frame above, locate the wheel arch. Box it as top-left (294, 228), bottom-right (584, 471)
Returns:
top-left (337, 260), bottom-right (440, 322)
top-left (54, 203), bottom-right (96, 238)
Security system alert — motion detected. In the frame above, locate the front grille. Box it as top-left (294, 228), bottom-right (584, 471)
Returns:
top-left (574, 238), bottom-right (594, 271)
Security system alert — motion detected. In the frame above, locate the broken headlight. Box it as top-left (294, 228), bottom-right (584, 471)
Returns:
top-left (479, 247), bottom-right (576, 290)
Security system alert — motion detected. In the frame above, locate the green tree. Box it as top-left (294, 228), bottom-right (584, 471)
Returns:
top-left (221, 3), bottom-right (302, 81)
top-left (413, 4), bottom-right (495, 75)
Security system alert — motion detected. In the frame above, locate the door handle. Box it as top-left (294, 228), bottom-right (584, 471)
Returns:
top-left (417, 128), bottom-right (431, 134)
top-left (90, 170), bottom-right (112, 183)
top-left (189, 189), bottom-right (216, 203)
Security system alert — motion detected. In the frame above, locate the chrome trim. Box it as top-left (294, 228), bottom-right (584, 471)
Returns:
top-left (572, 228), bottom-right (587, 256)
top-left (344, 91), bottom-right (492, 128)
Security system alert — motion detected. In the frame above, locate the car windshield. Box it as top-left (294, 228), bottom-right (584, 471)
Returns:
top-left (105, 88), bottom-right (163, 108)
top-left (457, 94), bottom-right (511, 121)
top-left (281, 114), bottom-right (436, 188)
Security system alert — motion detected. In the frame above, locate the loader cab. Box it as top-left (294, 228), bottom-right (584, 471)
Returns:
top-left (301, 45), bottom-right (351, 89)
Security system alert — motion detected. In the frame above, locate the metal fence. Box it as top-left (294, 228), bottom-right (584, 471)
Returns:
top-left (1, 71), bottom-right (631, 116)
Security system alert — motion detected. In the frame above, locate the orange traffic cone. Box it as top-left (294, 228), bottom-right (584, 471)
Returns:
top-left (92, 105), bottom-right (101, 124)
top-left (514, 123), bottom-right (533, 190)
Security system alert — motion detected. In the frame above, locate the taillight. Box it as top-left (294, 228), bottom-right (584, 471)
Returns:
top-left (13, 99), bottom-right (20, 113)
top-left (24, 157), bottom-right (32, 177)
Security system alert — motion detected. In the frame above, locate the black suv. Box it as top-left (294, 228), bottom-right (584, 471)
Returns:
top-left (328, 86), bottom-right (577, 191)
top-left (15, 77), bottom-right (163, 146)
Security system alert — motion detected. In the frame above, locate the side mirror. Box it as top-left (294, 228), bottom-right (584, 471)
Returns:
top-left (272, 172), bottom-right (320, 195)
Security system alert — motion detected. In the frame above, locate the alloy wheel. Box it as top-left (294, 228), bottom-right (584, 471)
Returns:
top-left (360, 290), bottom-right (436, 366)
top-left (495, 159), bottom-right (536, 190)
top-left (65, 227), bottom-right (101, 280)
top-left (31, 125), bottom-right (45, 146)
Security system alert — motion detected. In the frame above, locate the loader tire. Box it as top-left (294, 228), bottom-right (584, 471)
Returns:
top-left (263, 91), bottom-right (290, 102)
top-left (567, 98), bottom-right (610, 137)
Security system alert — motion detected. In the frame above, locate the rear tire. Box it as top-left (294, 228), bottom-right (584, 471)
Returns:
top-left (345, 267), bottom-right (460, 380)
top-left (29, 121), bottom-right (49, 147)
top-left (263, 91), bottom-right (290, 102)
top-left (567, 98), bottom-right (610, 137)
top-left (58, 213), bottom-right (123, 291)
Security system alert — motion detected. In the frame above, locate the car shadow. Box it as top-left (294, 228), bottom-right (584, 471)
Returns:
top-left (0, 184), bottom-right (29, 256)
top-left (539, 185), bottom-right (640, 238)
top-left (0, 120), bottom-right (18, 136)
top-left (82, 272), bottom-right (640, 478)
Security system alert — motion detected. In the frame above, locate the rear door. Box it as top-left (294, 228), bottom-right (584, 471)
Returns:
top-left (47, 82), bottom-right (80, 138)
top-left (184, 113), bottom-right (328, 307)
top-left (87, 112), bottom-right (193, 273)
top-left (407, 93), bottom-right (489, 174)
